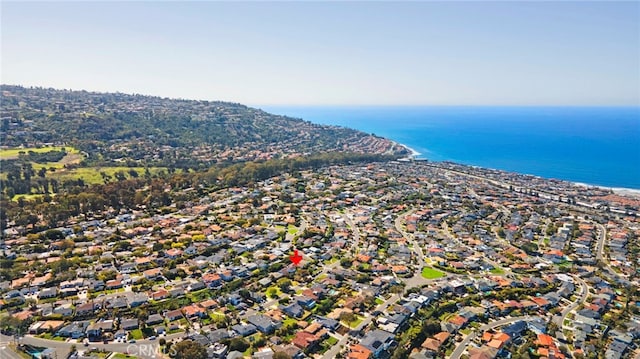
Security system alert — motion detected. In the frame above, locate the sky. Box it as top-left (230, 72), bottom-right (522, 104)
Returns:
top-left (1, 1), bottom-right (639, 106)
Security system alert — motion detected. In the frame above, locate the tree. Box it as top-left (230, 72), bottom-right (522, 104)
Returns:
top-left (173, 340), bottom-right (207, 359)
top-left (228, 338), bottom-right (250, 352)
top-left (339, 312), bottom-right (356, 324)
top-left (277, 278), bottom-right (292, 293)
top-left (266, 288), bottom-right (278, 299)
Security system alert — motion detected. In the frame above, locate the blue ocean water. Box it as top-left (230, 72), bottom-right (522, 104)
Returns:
top-left (262, 106), bottom-right (640, 189)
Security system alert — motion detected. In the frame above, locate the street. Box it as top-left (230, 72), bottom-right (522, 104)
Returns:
top-left (450, 316), bottom-right (541, 359)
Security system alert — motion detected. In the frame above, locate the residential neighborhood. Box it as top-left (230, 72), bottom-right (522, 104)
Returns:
top-left (1, 160), bottom-right (639, 359)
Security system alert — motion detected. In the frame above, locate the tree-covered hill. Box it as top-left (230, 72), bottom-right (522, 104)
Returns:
top-left (0, 85), bottom-right (407, 169)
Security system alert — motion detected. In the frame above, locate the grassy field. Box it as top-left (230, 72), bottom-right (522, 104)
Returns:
top-left (1, 146), bottom-right (168, 187)
top-left (421, 267), bottom-right (446, 279)
top-left (47, 166), bottom-right (167, 184)
top-left (12, 193), bottom-right (55, 201)
top-left (0, 146), bottom-right (80, 160)
top-left (490, 267), bottom-right (506, 275)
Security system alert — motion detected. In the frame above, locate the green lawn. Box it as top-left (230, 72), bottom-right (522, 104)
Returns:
top-left (342, 315), bottom-right (364, 328)
top-left (130, 329), bottom-right (143, 340)
top-left (210, 312), bottom-right (226, 322)
top-left (421, 267), bottom-right (446, 279)
top-left (0, 146), bottom-right (79, 160)
top-left (490, 267), bottom-right (505, 275)
top-left (323, 257), bottom-right (338, 265)
top-left (283, 318), bottom-right (298, 327)
top-left (48, 166), bottom-right (167, 185)
top-left (557, 261), bottom-right (573, 268)
top-left (375, 298), bottom-right (384, 305)
top-left (439, 312), bottom-right (454, 321)
top-left (319, 336), bottom-right (339, 353)
top-left (12, 193), bottom-right (54, 201)
top-left (38, 333), bottom-right (66, 341)
top-left (287, 225), bottom-right (298, 235)
top-left (266, 286), bottom-right (283, 298)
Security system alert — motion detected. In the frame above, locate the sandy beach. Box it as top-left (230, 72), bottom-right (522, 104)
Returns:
top-left (574, 182), bottom-right (640, 198)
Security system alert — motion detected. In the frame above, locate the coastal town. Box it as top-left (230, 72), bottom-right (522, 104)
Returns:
top-left (1, 160), bottom-right (639, 359)
top-left (3, 0), bottom-right (639, 358)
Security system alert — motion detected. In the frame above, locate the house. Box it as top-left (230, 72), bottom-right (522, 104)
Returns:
top-left (170, 288), bottom-right (186, 298)
top-left (468, 346), bottom-right (499, 359)
top-left (57, 321), bottom-right (90, 339)
top-left (28, 320), bottom-right (65, 334)
top-left (316, 316), bottom-right (340, 331)
top-left (247, 314), bottom-right (279, 334)
top-left (88, 280), bottom-right (105, 291)
top-left (203, 273), bottom-right (222, 288)
top-left (185, 246), bottom-right (199, 256)
top-left (121, 318), bottom-right (139, 330)
top-left (182, 304), bottom-right (207, 318)
top-left (119, 263), bottom-right (137, 274)
top-left (151, 289), bottom-right (170, 301)
top-left (146, 314), bottom-right (164, 326)
top-left (75, 302), bottom-right (100, 316)
top-left (208, 328), bottom-right (232, 343)
top-left (232, 324), bottom-right (257, 337)
top-left (165, 248), bottom-right (183, 259)
top-left (281, 303), bottom-right (305, 319)
top-left (144, 268), bottom-right (162, 280)
top-left (296, 295), bottom-right (316, 309)
top-left (106, 297), bottom-right (128, 309)
top-left (220, 270), bottom-right (235, 282)
top-left (38, 287), bottom-right (58, 299)
top-left (128, 293), bottom-right (149, 307)
top-left (86, 320), bottom-right (114, 338)
top-left (271, 345), bottom-right (301, 359)
top-left (606, 340), bottom-right (629, 359)
top-left (165, 309), bottom-right (184, 322)
top-left (53, 304), bottom-right (74, 317)
top-left (200, 299), bottom-right (218, 310)
top-left (292, 331), bottom-right (320, 349)
top-left (502, 320), bottom-right (528, 338)
top-left (106, 279), bottom-right (123, 289)
top-left (348, 344), bottom-right (373, 359)
top-left (527, 319), bottom-right (547, 334)
top-left (187, 281), bottom-right (206, 292)
top-left (228, 293), bottom-right (243, 306)
top-left (360, 329), bottom-right (395, 358)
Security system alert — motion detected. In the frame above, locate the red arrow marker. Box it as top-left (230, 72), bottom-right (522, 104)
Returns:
top-left (290, 249), bottom-right (302, 266)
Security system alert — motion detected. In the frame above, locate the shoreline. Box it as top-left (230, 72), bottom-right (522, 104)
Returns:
top-left (574, 182), bottom-right (640, 198)
top-left (394, 141), bottom-right (422, 160)
top-left (392, 140), bottom-right (640, 198)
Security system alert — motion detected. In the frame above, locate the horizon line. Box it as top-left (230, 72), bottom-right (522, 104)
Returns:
top-left (2, 83), bottom-right (638, 108)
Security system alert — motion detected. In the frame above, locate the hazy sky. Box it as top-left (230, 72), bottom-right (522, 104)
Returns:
top-left (2, 1), bottom-right (639, 106)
